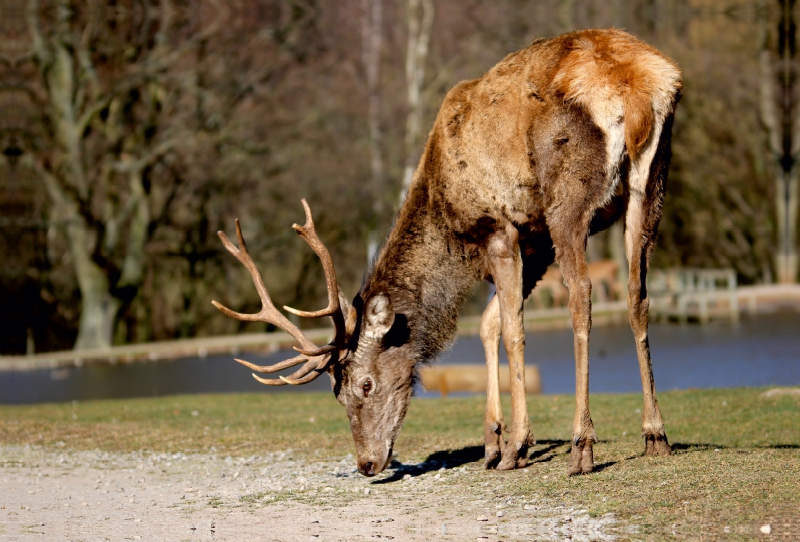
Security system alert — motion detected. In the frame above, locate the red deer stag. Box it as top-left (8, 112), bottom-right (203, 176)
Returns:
top-left (213, 29), bottom-right (681, 476)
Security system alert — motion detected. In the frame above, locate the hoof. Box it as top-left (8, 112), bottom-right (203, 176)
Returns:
top-left (484, 445), bottom-right (502, 469)
top-left (495, 456), bottom-right (518, 470)
top-left (644, 434), bottom-right (672, 456)
top-left (483, 421), bottom-right (504, 469)
top-left (568, 439), bottom-right (594, 476)
top-left (496, 434), bottom-right (533, 470)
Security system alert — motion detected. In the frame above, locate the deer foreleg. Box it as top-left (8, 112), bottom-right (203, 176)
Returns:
top-left (480, 294), bottom-right (504, 469)
top-left (487, 225), bottom-right (533, 470)
top-left (625, 191), bottom-right (671, 456)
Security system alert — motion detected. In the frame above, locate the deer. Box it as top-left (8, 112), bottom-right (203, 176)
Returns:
top-left (213, 29), bottom-right (681, 477)
top-left (588, 259), bottom-right (623, 303)
top-left (532, 259), bottom-right (621, 307)
top-left (531, 260), bottom-right (620, 308)
top-left (528, 265), bottom-right (569, 309)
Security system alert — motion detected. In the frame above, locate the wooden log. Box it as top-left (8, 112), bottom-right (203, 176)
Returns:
top-left (419, 364), bottom-right (542, 397)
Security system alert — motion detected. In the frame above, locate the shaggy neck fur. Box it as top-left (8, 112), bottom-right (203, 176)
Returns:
top-left (361, 179), bottom-right (481, 364)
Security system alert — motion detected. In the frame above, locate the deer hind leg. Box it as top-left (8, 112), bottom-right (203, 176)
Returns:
top-left (552, 225), bottom-right (597, 475)
top-left (480, 294), bottom-right (504, 469)
top-left (486, 224), bottom-right (534, 470)
top-left (626, 172), bottom-right (672, 456)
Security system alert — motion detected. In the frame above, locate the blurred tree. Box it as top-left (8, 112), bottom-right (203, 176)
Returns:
top-left (652, 1), bottom-right (779, 283)
top-left (399, 0), bottom-right (433, 201)
top-left (20, 0), bottom-right (227, 349)
top-left (363, 0), bottom-right (384, 261)
top-left (9, 0), bottom-right (338, 350)
top-left (0, 0), bottom-right (793, 354)
top-left (760, 0), bottom-right (799, 283)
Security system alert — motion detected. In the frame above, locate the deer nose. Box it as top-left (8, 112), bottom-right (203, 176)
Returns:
top-left (358, 460), bottom-right (376, 477)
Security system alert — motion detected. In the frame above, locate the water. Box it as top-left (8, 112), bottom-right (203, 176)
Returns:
top-left (1, 311), bottom-right (798, 405)
top-left (443, 310), bottom-right (800, 394)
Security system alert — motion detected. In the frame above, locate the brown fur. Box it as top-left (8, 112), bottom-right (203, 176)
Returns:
top-left (551, 29), bottom-right (680, 160)
top-left (228, 29), bottom-right (681, 478)
top-left (337, 29), bottom-right (681, 476)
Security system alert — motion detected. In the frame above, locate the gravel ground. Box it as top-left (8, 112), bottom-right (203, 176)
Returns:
top-left (0, 445), bottom-right (621, 541)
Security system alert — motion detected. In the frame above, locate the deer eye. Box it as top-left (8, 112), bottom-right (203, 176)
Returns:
top-left (362, 379), bottom-right (373, 397)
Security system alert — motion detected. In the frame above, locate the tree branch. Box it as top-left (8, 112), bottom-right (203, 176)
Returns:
top-left (26, 0), bottom-right (51, 65)
top-left (111, 139), bottom-right (176, 174)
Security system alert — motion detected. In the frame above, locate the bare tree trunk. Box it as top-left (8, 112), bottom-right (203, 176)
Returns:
top-left (362, 0), bottom-right (383, 262)
top-left (25, 0), bottom-right (201, 348)
top-left (786, 170), bottom-right (800, 281)
top-left (609, 221), bottom-right (628, 286)
top-left (779, 0), bottom-right (799, 283)
top-left (34, 162), bottom-right (121, 350)
top-left (585, 232), bottom-right (604, 263)
top-left (33, 20), bottom-right (125, 348)
top-left (73, 264), bottom-right (121, 351)
top-left (400, 0), bottom-right (434, 203)
top-left (760, 0), bottom-right (799, 283)
top-left (115, 162), bottom-right (151, 291)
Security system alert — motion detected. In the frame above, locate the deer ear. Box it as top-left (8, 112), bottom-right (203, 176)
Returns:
top-left (363, 293), bottom-right (395, 341)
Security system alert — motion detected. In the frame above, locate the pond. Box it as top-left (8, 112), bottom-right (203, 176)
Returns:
top-left (1, 311), bottom-right (798, 405)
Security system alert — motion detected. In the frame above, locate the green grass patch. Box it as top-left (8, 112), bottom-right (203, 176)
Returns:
top-left (1, 387), bottom-right (798, 531)
top-left (0, 392), bottom-right (353, 455)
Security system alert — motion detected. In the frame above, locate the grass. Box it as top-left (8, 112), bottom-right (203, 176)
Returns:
top-left (1, 387), bottom-right (798, 533)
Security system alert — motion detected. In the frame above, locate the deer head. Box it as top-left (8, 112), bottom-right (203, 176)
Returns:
top-left (212, 200), bottom-right (413, 476)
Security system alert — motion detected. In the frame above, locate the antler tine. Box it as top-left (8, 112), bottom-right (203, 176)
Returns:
top-left (212, 219), bottom-right (318, 352)
top-left (283, 199), bottom-right (347, 347)
top-left (278, 370), bottom-right (326, 385)
top-left (250, 357), bottom-right (329, 386)
top-left (231, 348), bottom-right (331, 385)
top-left (234, 354), bottom-right (309, 374)
top-left (293, 343), bottom-right (338, 357)
top-left (252, 369), bottom-right (325, 386)
top-left (214, 203), bottom-right (348, 386)
top-left (249, 375), bottom-right (288, 386)
top-left (235, 350), bottom-right (331, 372)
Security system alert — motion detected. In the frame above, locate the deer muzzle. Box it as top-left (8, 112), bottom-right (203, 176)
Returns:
top-left (356, 443), bottom-right (393, 477)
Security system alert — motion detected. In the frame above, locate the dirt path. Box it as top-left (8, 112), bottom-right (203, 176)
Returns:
top-left (1, 445), bottom-right (619, 541)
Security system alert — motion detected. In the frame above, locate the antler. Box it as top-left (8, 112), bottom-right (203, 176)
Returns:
top-left (212, 199), bottom-right (347, 385)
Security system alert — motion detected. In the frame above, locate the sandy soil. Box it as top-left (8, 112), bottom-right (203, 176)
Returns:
top-left (0, 445), bottom-right (619, 541)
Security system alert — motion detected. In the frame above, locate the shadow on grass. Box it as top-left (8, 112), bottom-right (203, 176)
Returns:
top-left (373, 439), bottom-right (571, 484)
top-left (372, 445), bottom-right (484, 484)
top-left (375, 439), bottom-right (796, 484)
top-left (592, 460), bottom-right (618, 472)
top-left (527, 439), bottom-right (570, 464)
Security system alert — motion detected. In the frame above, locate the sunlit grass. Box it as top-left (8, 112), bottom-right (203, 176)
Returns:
top-left (0, 388), bottom-right (797, 456)
top-left (1, 387), bottom-right (798, 529)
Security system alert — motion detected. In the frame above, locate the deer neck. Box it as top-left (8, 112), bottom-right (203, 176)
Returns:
top-left (362, 181), bottom-right (481, 363)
